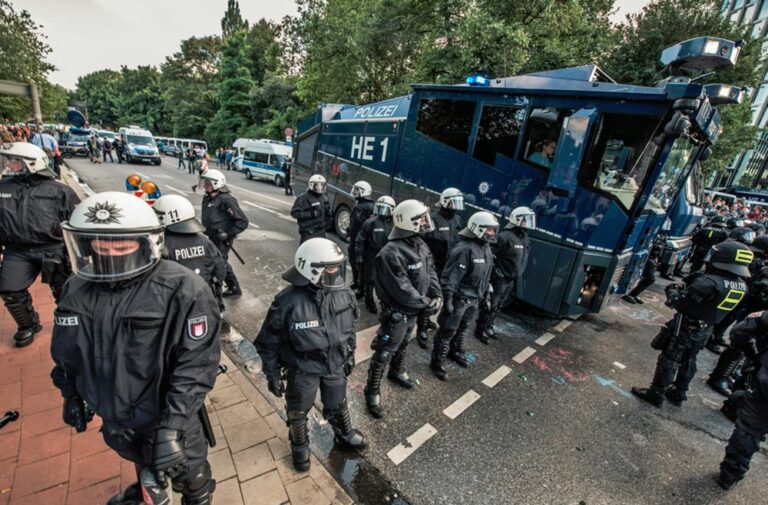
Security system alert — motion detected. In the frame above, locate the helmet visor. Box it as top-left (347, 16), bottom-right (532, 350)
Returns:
top-left (444, 195), bottom-right (464, 210)
top-left (310, 181), bottom-right (326, 193)
top-left (373, 202), bottom-right (394, 216)
top-left (414, 211), bottom-right (435, 234)
top-left (352, 185), bottom-right (365, 197)
top-left (517, 214), bottom-right (536, 229)
top-left (0, 154), bottom-right (29, 176)
top-left (315, 261), bottom-right (347, 290)
top-left (62, 230), bottom-right (163, 282)
top-left (480, 224), bottom-right (499, 241)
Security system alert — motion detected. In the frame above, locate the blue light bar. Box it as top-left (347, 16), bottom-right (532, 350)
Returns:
top-left (466, 75), bottom-right (490, 87)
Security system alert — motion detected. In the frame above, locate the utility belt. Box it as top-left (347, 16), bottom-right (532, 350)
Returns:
top-left (292, 348), bottom-right (329, 363)
top-left (379, 304), bottom-right (408, 326)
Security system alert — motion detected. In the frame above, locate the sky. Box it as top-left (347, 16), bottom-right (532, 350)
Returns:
top-left (15, 0), bottom-right (650, 90)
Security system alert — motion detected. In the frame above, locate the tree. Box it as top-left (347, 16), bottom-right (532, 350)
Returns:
top-left (72, 69), bottom-right (123, 128)
top-left (40, 82), bottom-right (68, 123)
top-left (117, 66), bottom-right (167, 133)
top-left (221, 0), bottom-right (248, 38)
top-left (247, 19), bottom-right (281, 83)
top-left (244, 72), bottom-right (303, 139)
top-left (205, 30), bottom-right (256, 147)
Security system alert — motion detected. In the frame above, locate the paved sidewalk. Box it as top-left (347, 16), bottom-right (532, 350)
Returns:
top-left (0, 280), bottom-right (353, 504)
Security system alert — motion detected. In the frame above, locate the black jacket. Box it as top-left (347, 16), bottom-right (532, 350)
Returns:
top-left (492, 227), bottom-right (530, 282)
top-left (441, 236), bottom-right (494, 301)
top-left (164, 231), bottom-right (227, 285)
top-left (0, 175), bottom-right (80, 248)
top-left (255, 285), bottom-right (357, 379)
top-left (348, 198), bottom-right (374, 243)
top-left (672, 270), bottom-right (748, 327)
top-left (290, 190), bottom-right (332, 236)
top-left (50, 261), bottom-right (221, 432)
top-left (691, 226), bottom-right (728, 256)
top-left (424, 208), bottom-right (463, 271)
top-left (201, 189), bottom-right (249, 241)
top-left (373, 236), bottom-right (441, 315)
top-left (728, 313), bottom-right (768, 396)
top-left (355, 215), bottom-right (393, 265)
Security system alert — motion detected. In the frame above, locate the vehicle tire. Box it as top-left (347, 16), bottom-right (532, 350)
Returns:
top-left (334, 205), bottom-right (351, 242)
top-left (274, 174), bottom-right (284, 187)
top-left (245, 170), bottom-right (253, 180)
top-left (125, 155), bottom-right (132, 163)
top-left (154, 159), bottom-right (161, 166)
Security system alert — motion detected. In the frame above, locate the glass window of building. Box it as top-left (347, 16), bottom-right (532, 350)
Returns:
top-left (721, 0), bottom-right (731, 12)
top-left (753, 85), bottom-right (768, 107)
top-left (731, 9), bottom-right (743, 22)
top-left (759, 108), bottom-right (768, 128)
top-left (760, 0), bottom-right (768, 18)
top-left (734, 0), bottom-right (745, 9)
top-left (472, 105), bottom-right (526, 167)
top-left (753, 18), bottom-right (767, 37)
top-left (416, 98), bottom-right (476, 152)
top-left (745, 1), bottom-right (758, 21)
top-left (520, 108), bottom-right (573, 171)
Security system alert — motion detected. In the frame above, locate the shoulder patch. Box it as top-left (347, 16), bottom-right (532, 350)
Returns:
top-left (187, 315), bottom-right (209, 340)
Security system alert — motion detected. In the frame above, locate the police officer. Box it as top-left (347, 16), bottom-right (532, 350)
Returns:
top-left (689, 215), bottom-right (729, 273)
top-left (0, 142), bottom-right (80, 347)
top-left (417, 188), bottom-right (464, 349)
top-left (622, 238), bottom-right (662, 305)
top-left (255, 238), bottom-right (366, 472)
top-left (348, 180), bottom-right (374, 296)
top-left (631, 241), bottom-right (752, 408)
top-left (153, 195), bottom-right (227, 306)
top-left (431, 212), bottom-right (497, 380)
top-left (200, 169), bottom-right (249, 297)
top-left (475, 207), bottom-right (533, 343)
top-left (716, 312), bottom-right (768, 489)
top-left (355, 196), bottom-right (395, 314)
top-left (365, 200), bottom-right (442, 418)
top-left (291, 174), bottom-right (332, 243)
top-left (50, 192), bottom-right (220, 505)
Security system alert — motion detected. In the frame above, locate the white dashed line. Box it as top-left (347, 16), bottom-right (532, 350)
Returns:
top-left (136, 171), bottom-right (150, 179)
top-left (443, 390), bottom-right (481, 420)
top-left (387, 423), bottom-right (437, 466)
top-left (612, 361), bottom-right (626, 370)
top-left (228, 183), bottom-right (294, 207)
top-left (553, 320), bottom-right (572, 332)
top-left (242, 200), bottom-right (294, 221)
top-left (248, 223), bottom-right (261, 230)
top-left (164, 184), bottom-right (192, 195)
top-left (482, 366), bottom-right (512, 388)
top-left (512, 346), bottom-right (537, 364)
top-left (535, 332), bottom-right (556, 346)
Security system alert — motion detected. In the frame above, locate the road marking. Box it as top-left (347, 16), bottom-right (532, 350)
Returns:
top-left (482, 365), bottom-right (512, 388)
top-left (242, 200), bottom-right (294, 222)
top-left (535, 332), bottom-right (556, 346)
top-left (248, 223), bottom-right (261, 230)
top-left (512, 346), bottom-right (536, 364)
top-left (443, 390), bottom-right (481, 420)
top-left (228, 183), bottom-right (294, 207)
top-left (164, 184), bottom-right (192, 195)
top-left (387, 423), bottom-right (437, 466)
top-left (613, 361), bottom-right (626, 370)
top-left (136, 171), bottom-right (150, 179)
top-left (553, 320), bottom-right (572, 332)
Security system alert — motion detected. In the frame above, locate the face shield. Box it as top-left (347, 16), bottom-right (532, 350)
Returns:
top-left (62, 230), bottom-right (163, 282)
top-left (0, 154), bottom-right (29, 177)
top-left (310, 180), bottom-right (326, 193)
top-left (315, 261), bottom-right (347, 290)
top-left (480, 224), bottom-right (499, 241)
top-left (444, 195), bottom-right (464, 210)
top-left (413, 211), bottom-right (435, 234)
top-left (743, 229), bottom-right (756, 244)
top-left (516, 213), bottom-right (536, 229)
top-left (352, 185), bottom-right (366, 198)
top-left (373, 202), bottom-right (394, 216)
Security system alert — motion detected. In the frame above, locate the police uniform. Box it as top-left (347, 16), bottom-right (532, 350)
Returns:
top-left (201, 188), bottom-right (248, 293)
top-left (431, 234), bottom-right (493, 378)
top-left (0, 172), bottom-right (80, 346)
top-left (355, 214), bottom-right (393, 312)
top-left (51, 260), bottom-right (221, 504)
top-left (632, 241), bottom-right (752, 407)
top-left (476, 225), bottom-right (529, 343)
top-left (717, 313), bottom-right (768, 489)
top-left (348, 197), bottom-right (374, 292)
top-left (365, 235), bottom-right (440, 418)
top-left (290, 189), bottom-right (332, 243)
top-left (424, 207), bottom-right (463, 273)
top-left (690, 223), bottom-right (729, 272)
top-left (164, 232), bottom-right (227, 291)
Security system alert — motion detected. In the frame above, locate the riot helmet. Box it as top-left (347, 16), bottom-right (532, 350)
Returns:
top-left (373, 195), bottom-right (395, 217)
top-left (747, 221), bottom-right (766, 237)
top-left (729, 226), bottom-right (755, 245)
top-left (460, 211), bottom-right (499, 241)
top-left (709, 215), bottom-right (727, 228)
top-left (61, 191), bottom-right (164, 282)
top-left (389, 199), bottom-right (434, 239)
top-left (752, 235), bottom-right (768, 257)
top-left (707, 241), bottom-right (753, 278)
top-left (201, 169), bottom-right (226, 192)
top-left (308, 174), bottom-right (326, 194)
top-left (153, 194), bottom-right (204, 234)
top-left (507, 206), bottom-right (536, 230)
top-left (283, 237), bottom-right (347, 289)
top-left (438, 188), bottom-right (464, 210)
top-left (727, 217), bottom-right (744, 229)
top-left (351, 180), bottom-right (372, 199)
top-left (0, 142), bottom-right (52, 177)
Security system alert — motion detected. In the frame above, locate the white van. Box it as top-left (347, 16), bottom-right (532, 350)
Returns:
top-left (237, 139), bottom-right (293, 187)
top-left (119, 127), bottom-right (161, 165)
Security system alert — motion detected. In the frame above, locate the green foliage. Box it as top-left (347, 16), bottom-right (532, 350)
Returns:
top-left (72, 69), bottom-right (123, 128)
top-left (116, 66), bottom-right (167, 133)
top-left (244, 72), bottom-right (303, 140)
top-left (247, 19), bottom-right (281, 83)
top-left (221, 0), bottom-right (248, 38)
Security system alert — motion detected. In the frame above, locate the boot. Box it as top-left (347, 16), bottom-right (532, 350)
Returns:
top-left (716, 469), bottom-right (741, 490)
top-left (707, 347), bottom-right (744, 397)
top-left (475, 309), bottom-right (498, 344)
top-left (706, 333), bottom-right (728, 354)
top-left (180, 472), bottom-right (215, 505)
top-left (364, 282), bottom-right (377, 314)
top-left (222, 285), bottom-right (242, 297)
top-left (327, 400), bottom-right (367, 450)
top-left (416, 311), bottom-right (431, 349)
top-left (448, 326), bottom-right (470, 368)
top-left (387, 344), bottom-right (414, 389)
top-left (631, 387), bottom-right (664, 408)
top-left (2, 292), bottom-right (42, 348)
top-left (664, 386), bottom-right (687, 407)
top-left (364, 355), bottom-right (386, 419)
top-left (107, 482), bottom-right (142, 505)
top-left (430, 330), bottom-right (451, 381)
top-left (287, 410), bottom-right (310, 472)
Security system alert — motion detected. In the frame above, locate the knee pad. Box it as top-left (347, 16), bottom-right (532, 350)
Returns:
top-left (287, 410), bottom-right (307, 424)
top-left (372, 348), bottom-right (390, 365)
top-left (1, 290), bottom-right (31, 305)
top-left (177, 462), bottom-right (214, 497)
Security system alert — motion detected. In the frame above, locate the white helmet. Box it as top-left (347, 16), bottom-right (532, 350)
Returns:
top-left (390, 199), bottom-right (434, 239)
top-left (352, 180), bottom-right (372, 199)
top-left (61, 191), bottom-right (164, 282)
top-left (439, 187), bottom-right (464, 210)
top-left (153, 194), bottom-right (204, 234)
top-left (373, 195), bottom-right (395, 217)
top-left (201, 169), bottom-right (226, 191)
top-left (507, 206), bottom-right (536, 229)
top-left (309, 174), bottom-right (326, 193)
top-left (283, 237), bottom-right (347, 289)
top-left (0, 142), bottom-right (52, 177)
top-left (460, 211), bottom-right (499, 241)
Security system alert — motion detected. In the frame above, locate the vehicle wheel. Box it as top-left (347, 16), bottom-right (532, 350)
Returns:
top-left (125, 155), bottom-right (132, 163)
top-left (334, 205), bottom-right (351, 242)
top-left (245, 170), bottom-right (253, 180)
top-left (274, 174), bottom-right (284, 187)
top-left (154, 159), bottom-right (161, 166)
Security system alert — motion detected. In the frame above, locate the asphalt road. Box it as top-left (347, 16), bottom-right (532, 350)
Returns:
top-left (66, 155), bottom-right (767, 505)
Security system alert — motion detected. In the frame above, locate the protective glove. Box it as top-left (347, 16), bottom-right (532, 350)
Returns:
top-left (63, 396), bottom-right (93, 432)
top-left (426, 296), bottom-right (443, 315)
top-left (217, 230), bottom-right (229, 243)
top-left (151, 428), bottom-right (187, 486)
top-left (344, 350), bottom-right (356, 376)
top-left (444, 297), bottom-right (454, 315)
top-left (267, 375), bottom-right (285, 398)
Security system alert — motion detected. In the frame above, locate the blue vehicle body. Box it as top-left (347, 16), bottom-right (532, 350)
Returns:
top-left (658, 171), bottom-right (704, 274)
top-left (293, 63), bottom-right (724, 316)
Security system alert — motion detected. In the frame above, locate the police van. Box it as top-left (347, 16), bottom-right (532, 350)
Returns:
top-left (118, 126), bottom-right (161, 165)
top-left (236, 139), bottom-right (293, 187)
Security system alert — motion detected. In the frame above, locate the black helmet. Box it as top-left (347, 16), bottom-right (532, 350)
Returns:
top-left (729, 227), bottom-right (755, 245)
top-left (753, 235), bottom-right (768, 256)
top-left (747, 221), bottom-right (766, 236)
top-left (727, 217), bottom-right (744, 229)
top-left (709, 215), bottom-right (727, 228)
top-left (707, 240), bottom-right (753, 277)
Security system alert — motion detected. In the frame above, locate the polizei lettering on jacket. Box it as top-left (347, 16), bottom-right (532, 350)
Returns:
top-left (55, 315), bottom-right (79, 326)
top-left (175, 245), bottom-right (206, 261)
top-left (407, 262), bottom-right (423, 270)
top-left (294, 320), bottom-right (321, 330)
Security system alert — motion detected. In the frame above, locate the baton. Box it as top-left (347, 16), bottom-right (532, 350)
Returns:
top-left (229, 244), bottom-right (245, 265)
